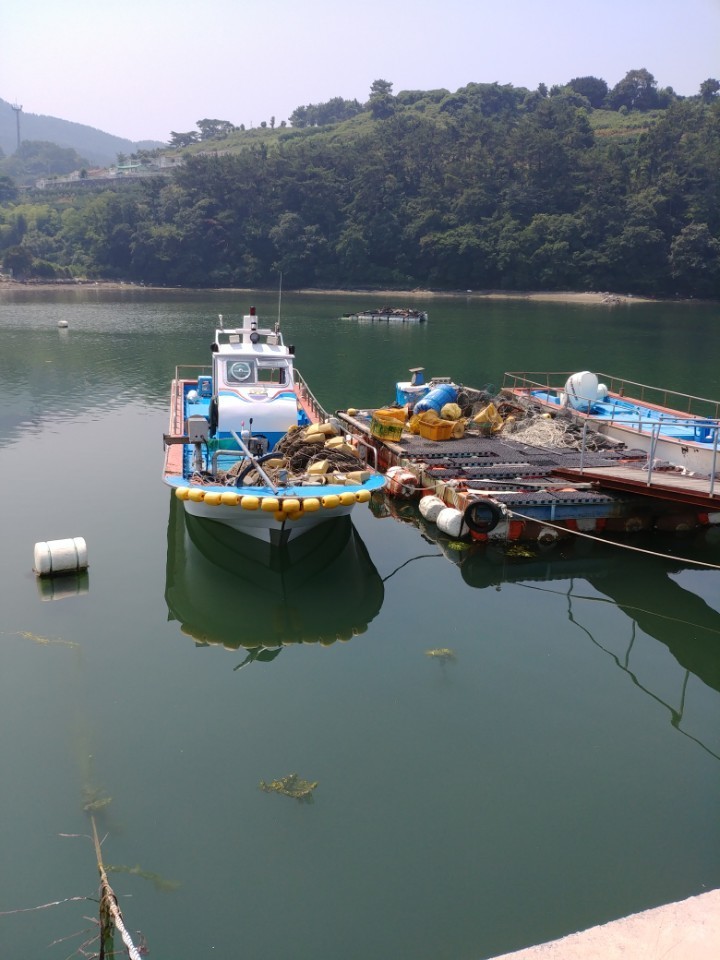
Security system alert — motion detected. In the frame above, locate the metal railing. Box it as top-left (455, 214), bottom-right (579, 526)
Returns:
top-left (294, 369), bottom-right (328, 422)
top-left (170, 365), bottom-right (211, 434)
top-left (503, 371), bottom-right (720, 421)
top-left (577, 415), bottom-right (719, 496)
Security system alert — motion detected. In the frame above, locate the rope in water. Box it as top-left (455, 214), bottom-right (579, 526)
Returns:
top-left (506, 509), bottom-right (720, 571)
top-left (90, 816), bottom-right (143, 960)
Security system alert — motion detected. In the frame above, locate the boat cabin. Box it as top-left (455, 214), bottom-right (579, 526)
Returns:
top-left (209, 308), bottom-right (301, 447)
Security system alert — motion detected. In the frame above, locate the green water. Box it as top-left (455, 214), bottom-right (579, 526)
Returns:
top-left (0, 288), bottom-right (718, 959)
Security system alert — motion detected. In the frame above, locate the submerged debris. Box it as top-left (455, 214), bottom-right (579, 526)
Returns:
top-left (10, 630), bottom-right (80, 649)
top-left (259, 773), bottom-right (318, 803)
top-left (82, 791), bottom-right (113, 814)
top-left (107, 863), bottom-right (181, 892)
top-left (425, 647), bottom-right (456, 662)
top-left (505, 544), bottom-right (538, 558)
top-left (444, 540), bottom-right (471, 552)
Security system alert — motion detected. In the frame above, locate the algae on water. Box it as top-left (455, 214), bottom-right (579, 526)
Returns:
top-left (425, 648), bottom-right (456, 662)
top-left (259, 773), bottom-right (318, 803)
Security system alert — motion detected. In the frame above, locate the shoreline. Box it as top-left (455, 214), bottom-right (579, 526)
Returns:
top-left (0, 279), bottom-right (696, 305)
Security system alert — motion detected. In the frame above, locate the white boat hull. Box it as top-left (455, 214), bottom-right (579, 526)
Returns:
top-left (181, 498), bottom-right (356, 543)
top-left (590, 421), bottom-right (719, 475)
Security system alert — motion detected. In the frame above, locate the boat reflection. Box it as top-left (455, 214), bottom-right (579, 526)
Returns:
top-left (385, 496), bottom-right (720, 758)
top-left (165, 497), bottom-right (384, 661)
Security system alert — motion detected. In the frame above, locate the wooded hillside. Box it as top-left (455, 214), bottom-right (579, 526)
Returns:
top-left (1, 76), bottom-right (719, 298)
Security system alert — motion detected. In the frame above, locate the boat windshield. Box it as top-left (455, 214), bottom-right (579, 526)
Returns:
top-left (224, 359), bottom-right (288, 385)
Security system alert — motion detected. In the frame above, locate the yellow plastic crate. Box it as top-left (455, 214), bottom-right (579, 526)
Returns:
top-left (375, 407), bottom-right (407, 423)
top-left (371, 415), bottom-right (404, 441)
top-left (418, 419), bottom-right (454, 441)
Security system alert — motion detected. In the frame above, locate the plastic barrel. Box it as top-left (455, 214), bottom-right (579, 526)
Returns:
top-left (413, 383), bottom-right (458, 414)
top-left (33, 537), bottom-right (88, 577)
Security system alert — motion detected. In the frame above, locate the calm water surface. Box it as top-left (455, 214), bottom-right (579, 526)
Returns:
top-left (0, 289), bottom-right (719, 960)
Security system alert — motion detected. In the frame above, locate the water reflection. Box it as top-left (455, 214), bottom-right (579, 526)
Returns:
top-left (164, 497), bottom-right (384, 659)
top-left (385, 497), bottom-right (720, 758)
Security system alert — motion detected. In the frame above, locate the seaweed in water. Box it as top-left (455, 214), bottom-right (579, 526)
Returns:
top-left (425, 648), bottom-right (456, 662)
top-left (259, 773), bottom-right (318, 803)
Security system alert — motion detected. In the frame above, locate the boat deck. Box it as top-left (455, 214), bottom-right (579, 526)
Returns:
top-left (553, 464), bottom-right (720, 510)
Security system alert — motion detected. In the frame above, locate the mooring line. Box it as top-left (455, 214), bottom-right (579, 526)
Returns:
top-left (90, 816), bottom-right (143, 960)
top-left (505, 510), bottom-right (720, 570)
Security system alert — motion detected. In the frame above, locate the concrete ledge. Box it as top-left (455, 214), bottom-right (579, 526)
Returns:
top-left (488, 889), bottom-right (720, 960)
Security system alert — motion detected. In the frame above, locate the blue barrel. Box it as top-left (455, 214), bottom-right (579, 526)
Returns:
top-left (413, 383), bottom-right (458, 414)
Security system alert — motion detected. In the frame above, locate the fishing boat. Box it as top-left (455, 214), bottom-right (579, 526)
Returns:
top-left (162, 306), bottom-right (385, 544)
top-left (503, 370), bottom-right (720, 477)
top-left (341, 306), bottom-right (428, 323)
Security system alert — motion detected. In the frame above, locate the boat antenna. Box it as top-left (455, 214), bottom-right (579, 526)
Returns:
top-left (218, 313), bottom-right (224, 329)
top-left (276, 272), bottom-right (282, 333)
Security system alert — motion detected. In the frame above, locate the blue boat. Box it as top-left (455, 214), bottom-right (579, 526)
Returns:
top-left (503, 370), bottom-right (720, 478)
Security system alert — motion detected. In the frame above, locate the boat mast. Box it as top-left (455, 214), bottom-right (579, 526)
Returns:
top-left (276, 272), bottom-right (283, 334)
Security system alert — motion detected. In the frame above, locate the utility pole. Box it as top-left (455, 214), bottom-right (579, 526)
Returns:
top-left (11, 103), bottom-right (22, 150)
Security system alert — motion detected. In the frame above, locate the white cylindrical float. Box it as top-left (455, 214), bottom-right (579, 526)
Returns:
top-left (34, 537), bottom-right (88, 577)
top-left (419, 495), bottom-right (446, 523)
top-left (435, 507), bottom-right (467, 539)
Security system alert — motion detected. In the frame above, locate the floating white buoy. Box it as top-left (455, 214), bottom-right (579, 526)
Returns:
top-left (34, 537), bottom-right (88, 577)
top-left (419, 495), bottom-right (446, 523)
top-left (58, 320), bottom-right (69, 328)
top-left (435, 507), bottom-right (467, 539)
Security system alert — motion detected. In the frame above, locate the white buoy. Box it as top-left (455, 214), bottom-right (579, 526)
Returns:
top-left (34, 537), bottom-right (88, 577)
top-left (419, 495), bottom-right (446, 523)
top-left (564, 371), bottom-right (599, 411)
top-left (58, 320), bottom-right (69, 328)
top-left (435, 507), bottom-right (467, 539)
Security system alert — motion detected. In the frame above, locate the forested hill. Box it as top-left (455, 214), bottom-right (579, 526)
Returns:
top-left (1, 76), bottom-right (719, 298)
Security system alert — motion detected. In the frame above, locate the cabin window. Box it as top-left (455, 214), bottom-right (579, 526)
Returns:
top-left (257, 365), bottom-right (287, 384)
top-left (226, 360), bottom-right (254, 383)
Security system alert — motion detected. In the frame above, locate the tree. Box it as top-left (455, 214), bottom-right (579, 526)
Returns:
top-left (567, 76), bottom-right (608, 108)
top-left (2, 244), bottom-right (34, 278)
top-left (0, 174), bottom-right (18, 202)
top-left (669, 223), bottom-right (720, 296)
top-left (169, 130), bottom-right (200, 148)
top-left (608, 69), bottom-right (660, 111)
top-left (367, 79), bottom-right (395, 119)
top-left (196, 119), bottom-right (235, 140)
top-left (699, 78), bottom-right (720, 103)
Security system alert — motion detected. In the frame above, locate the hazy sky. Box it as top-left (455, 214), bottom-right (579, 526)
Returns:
top-left (3, 0), bottom-right (719, 143)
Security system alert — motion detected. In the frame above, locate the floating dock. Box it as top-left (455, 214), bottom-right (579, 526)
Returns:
top-left (338, 410), bottom-right (720, 542)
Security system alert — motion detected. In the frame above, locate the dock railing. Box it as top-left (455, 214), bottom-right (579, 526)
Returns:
top-left (578, 416), bottom-right (719, 496)
top-left (503, 371), bottom-right (720, 421)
